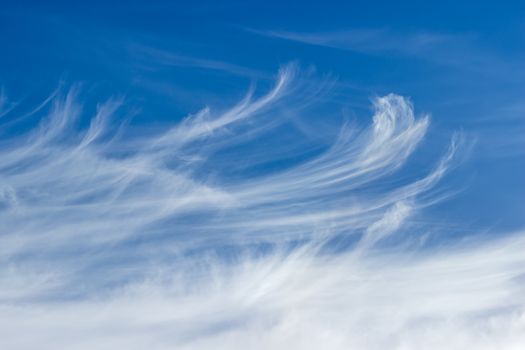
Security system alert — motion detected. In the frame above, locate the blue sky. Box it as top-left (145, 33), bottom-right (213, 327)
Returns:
top-left (1, 1), bottom-right (525, 349)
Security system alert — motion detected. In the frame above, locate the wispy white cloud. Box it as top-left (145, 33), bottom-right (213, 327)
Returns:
top-left (129, 44), bottom-right (267, 79)
top-left (1, 232), bottom-right (524, 349)
top-left (257, 28), bottom-right (455, 56)
top-left (1, 66), bottom-right (523, 349)
top-left (0, 87), bottom-right (18, 118)
top-left (252, 28), bottom-right (507, 70)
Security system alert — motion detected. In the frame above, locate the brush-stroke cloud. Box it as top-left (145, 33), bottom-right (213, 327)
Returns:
top-left (1, 66), bottom-right (524, 349)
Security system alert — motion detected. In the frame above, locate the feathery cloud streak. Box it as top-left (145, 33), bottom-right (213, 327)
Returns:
top-left (0, 66), bottom-right (524, 349)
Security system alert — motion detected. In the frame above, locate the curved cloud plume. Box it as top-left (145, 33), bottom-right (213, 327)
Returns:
top-left (0, 67), bottom-right (523, 349)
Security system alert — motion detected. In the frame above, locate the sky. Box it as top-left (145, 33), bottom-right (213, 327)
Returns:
top-left (1, 1), bottom-right (525, 349)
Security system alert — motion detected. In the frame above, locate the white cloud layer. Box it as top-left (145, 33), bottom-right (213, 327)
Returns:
top-left (0, 66), bottom-right (524, 349)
